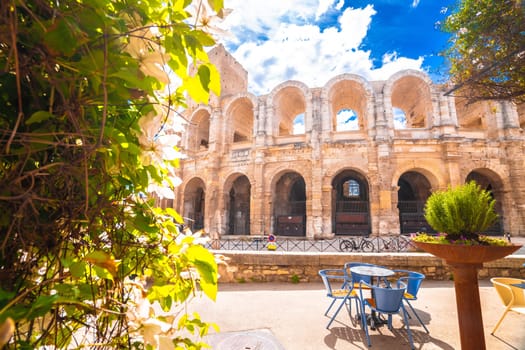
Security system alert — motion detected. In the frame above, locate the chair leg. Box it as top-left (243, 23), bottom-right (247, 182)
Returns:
top-left (326, 296), bottom-right (350, 329)
top-left (324, 299), bottom-right (337, 316)
top-left (360, 302), bottom-right (372, 347)
top-left (491, 309), bottom-right (510, 335)
top-left (400, 306), bottom-right (415, 350)
top-left (405, 299), bottom-right (429, 333)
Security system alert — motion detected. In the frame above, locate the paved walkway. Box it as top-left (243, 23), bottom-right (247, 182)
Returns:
top-left (189, 278), bottom-right (525, 349)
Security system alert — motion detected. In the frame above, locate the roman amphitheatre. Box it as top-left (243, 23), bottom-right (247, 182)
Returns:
top-left (164, 45), bottom-right (525, 240)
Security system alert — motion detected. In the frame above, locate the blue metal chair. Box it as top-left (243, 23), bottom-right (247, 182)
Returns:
top-left (394, 269), bottom-right (429, 333)
top-left (318, 269), bottom-right (361, 329)
top-left (359, 280), bottom-right (415, 349)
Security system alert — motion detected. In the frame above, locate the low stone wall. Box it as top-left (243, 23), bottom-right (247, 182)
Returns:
top-left (215, 251), bottom-right (525, 283)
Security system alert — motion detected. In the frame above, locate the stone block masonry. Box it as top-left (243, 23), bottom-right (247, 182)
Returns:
top-left (215, 251), bottom-right (525, 283)
top-left (172, 45), bottom-right (525, 240)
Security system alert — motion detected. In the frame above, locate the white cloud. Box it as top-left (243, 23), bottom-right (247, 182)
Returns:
top-left (220, 1), bottom-right (425, 95)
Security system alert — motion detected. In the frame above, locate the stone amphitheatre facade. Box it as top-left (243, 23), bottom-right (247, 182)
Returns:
top-left (168, 45), bottom-right (525, 239)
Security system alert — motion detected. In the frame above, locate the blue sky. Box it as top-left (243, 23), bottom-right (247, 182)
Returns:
top-left (219, 0), bottom-right (455, 95)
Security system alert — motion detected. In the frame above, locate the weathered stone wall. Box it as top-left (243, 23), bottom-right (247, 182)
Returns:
top-left (173, 45), bottom-right (525, 239)
top-left (215, 251), bottom-right (525, 283)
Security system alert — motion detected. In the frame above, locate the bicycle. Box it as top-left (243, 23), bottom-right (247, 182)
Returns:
top-left (379, 236), bottom-right (399, 252)
top-left (339, 236), bottom-right (374, 252)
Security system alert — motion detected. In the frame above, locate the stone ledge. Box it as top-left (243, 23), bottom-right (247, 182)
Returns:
top-left (214, 250), bottom-right (525, 283)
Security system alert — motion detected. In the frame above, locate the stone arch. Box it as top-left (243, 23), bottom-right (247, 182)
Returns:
top-left (391, 165), bottom-right (442, 191)
top-left (397, 171), bottom-right (435, 234)
top-left (223, 93), bottom-right (257, 144)
top-left (271, 170), bottom-right (307, 236)
top-left (188, 107), bottom-right (212, 151)
top-left (182, 177), bottom-right (206, 231)
top-left (384, 70), bottom-right (435, 129)
top-left (222, 173), bottom-right (251, 235)
top-left (322, 74), bottom-right (375, 133)
top-left (331, 168), bottom-right (370, 236)
top-left (465, 168), bottom-right (505, 235)
top-left (454, 97), bottom-right (495, 130)
top-left (267, 81), bottom-right (311, 136)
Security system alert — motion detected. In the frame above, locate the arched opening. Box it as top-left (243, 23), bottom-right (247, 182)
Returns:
top-left (273, 86), bottom-right (306, 136)
top-left (455, 96), bottom-right (489, 130)
top-left (466, 170), bottom-right (504, 235)
top-left (292, 113), bottom-right (305, 134)
top-left (183, 178), bottom-right (205, 231)
top-left (393, 108), bottom-right (407, 129)
top-left (336, 109), bottom-right (359, 131)
top-left (273, 172), bottom-right (306, 236)
top-left (228, 97), bottom-right (254, 143)
top-left (191, 109), bottom-right (211, 151)
top-left (397, 171), bottom-right (434, 234)
top-left (332, 170), bottom-right (370, 236)
top-left (391, 76), bottom-right (431, 129)
top-left (226, 175), bottom-right (251, 235)
top-left (328, 78), bottom-right (369, 132)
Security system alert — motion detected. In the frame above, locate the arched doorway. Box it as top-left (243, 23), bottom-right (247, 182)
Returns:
top-left (226, 175), bottom-right (251, 235)
top-left (397, 171), bottom-right (434, 234)
top-left (332, 170), bottom-right (370, 236)
top-left (183, 178), bottom-right (205, 231)
top-left (466, 170), bottom-right (504, 235)
top-left (273, 172), bottom-right (306, 236)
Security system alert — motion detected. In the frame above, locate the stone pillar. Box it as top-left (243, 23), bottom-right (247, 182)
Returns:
top-left (255, 96), bottom-right (267, 147)
top-left (504, 142), bottom-right (525, 236)
top-left (321, 179), bottom-right (334, 236)
top-left (309, 89), bottom-right (324, 238)
top-left (442, 139), bottom-right (461, 187)
top-left (252, 149), bottom-right (266, 235)
top-left (373, 142), bottom-right (399, 235)
top-left (435, 91), bottom-right (458, 136)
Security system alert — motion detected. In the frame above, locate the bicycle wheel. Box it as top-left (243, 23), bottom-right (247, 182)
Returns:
top-left (339, 239), bottom-right (353, 252)
top-left (361, 239), bottom-right (374, 252)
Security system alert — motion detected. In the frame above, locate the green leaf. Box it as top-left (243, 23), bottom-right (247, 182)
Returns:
top-left (43, 18), bottom-right (85, 56)
top-left (25, 111), bottom-right (55, 125)
top-left (70, 261), bottom-right (86, 279)
top-left (207, 0), bottom-right (224, 13)
top-left (165, 207), bottom-right (183, 223)
top-left (93, 265), bottom-right (114, 281)
top-left (27, 294), bottom-right (58, 319)
top-left (181, 75), bottom-right (208, 104)
top-left (197, 65), bottom-right (211, 92)
top-left (187, 245), bottom-right (217, 301)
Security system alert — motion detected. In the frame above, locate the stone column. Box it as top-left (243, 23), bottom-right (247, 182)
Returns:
top-left (373, 142), bottom-right (398, 235)
top-left (503, 142), bottom-right (525, 235)
top-left (252, 149), bottom-right (266, 235)
top-left (373, 91), bottom-right (399, 236)
top-left (309, 89), bottom-right (324, 238)
top-left (204, 107), bottom-right (223, 236)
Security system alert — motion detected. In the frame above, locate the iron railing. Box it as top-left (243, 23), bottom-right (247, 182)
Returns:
top-left (205, 234), bottom-right (416, 253)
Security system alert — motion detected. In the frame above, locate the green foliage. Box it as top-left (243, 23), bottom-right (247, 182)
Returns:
top-left (442, 0), bottom-right (525, 103)
top-left (0, 0), bottom-right (224, 348)
top-left (423, 181), bottom-right (499, 241)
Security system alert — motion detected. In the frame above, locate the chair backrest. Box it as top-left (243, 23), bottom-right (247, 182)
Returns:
top-left (395, 270), bottom-right (425, 297)
top-left (319, 269), bottom-right (346, 297)
top-left (491, 277), bottom-right (525, 307)
top-left (371, 285), bottom-right (405, 313)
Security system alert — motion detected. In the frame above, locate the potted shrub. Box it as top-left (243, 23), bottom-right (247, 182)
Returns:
top-left (412, 181), bottom-right (521, 350)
